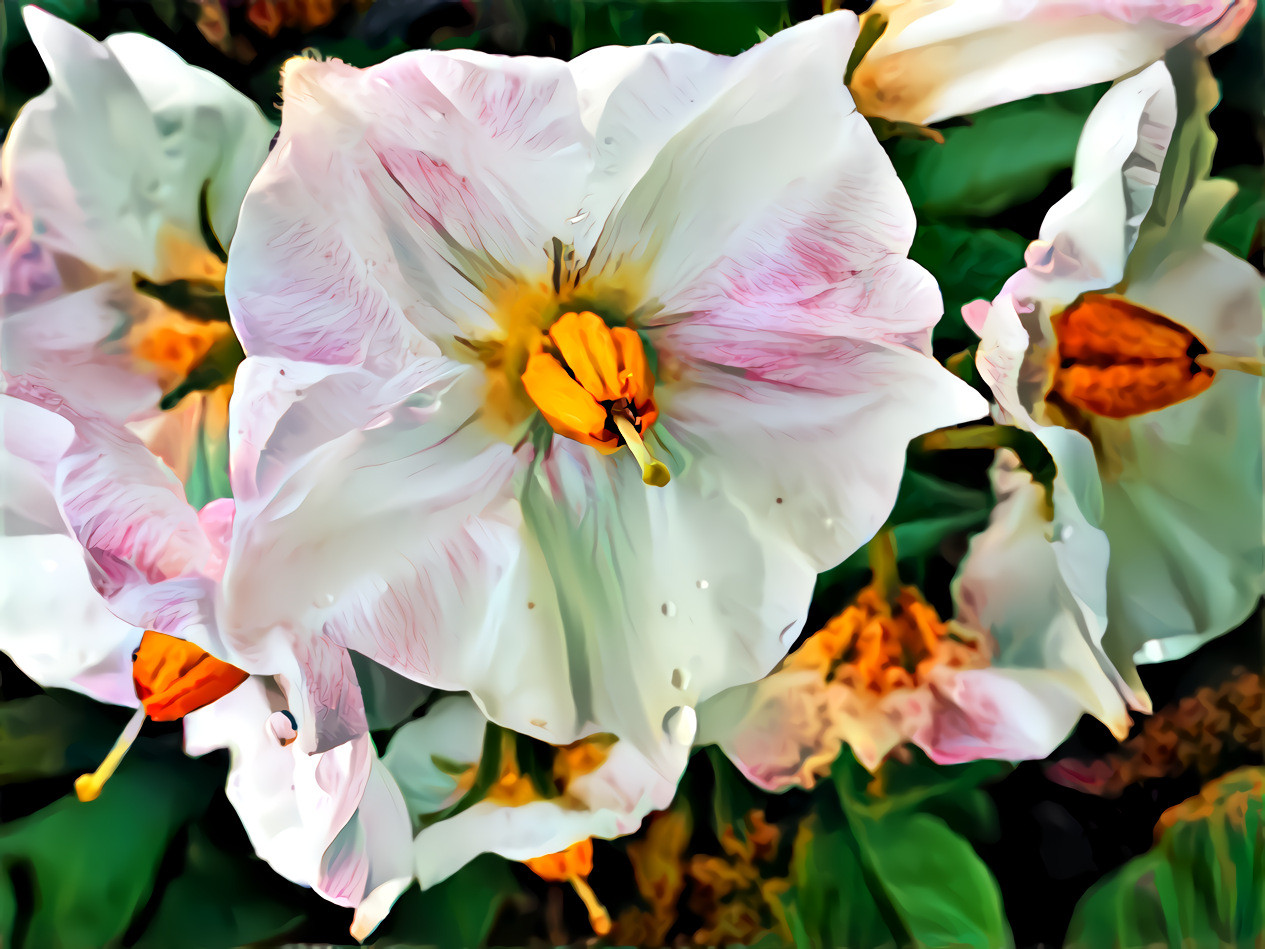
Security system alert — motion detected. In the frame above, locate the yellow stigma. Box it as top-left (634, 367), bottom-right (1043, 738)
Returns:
top-left (75, 706), bottom-right (146, 802)
top-left (611, 411), bottom-right (670, 486)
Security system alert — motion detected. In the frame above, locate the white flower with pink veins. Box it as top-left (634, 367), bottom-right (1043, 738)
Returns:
top-left (849, 0), bottom-right (1255, 125)
top-left (220, 12), bottom-right (986, 835)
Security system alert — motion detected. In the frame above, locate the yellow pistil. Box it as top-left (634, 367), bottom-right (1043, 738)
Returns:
top-left (74, 705), bottom-right (146, 803)
top-left (611, 412), bottom-right (671, 486)
top-left (76, 631), bottom-right (248, 802)
top-left (1195, 352), bottom-right (1265, 376)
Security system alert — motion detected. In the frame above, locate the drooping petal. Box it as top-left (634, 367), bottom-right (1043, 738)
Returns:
top-left (918, 450), bottom-right (1136, 763)
top-left (849, 0), bottom-right (1246, 125)
top-left (183, 677), bottom-right (412, 916)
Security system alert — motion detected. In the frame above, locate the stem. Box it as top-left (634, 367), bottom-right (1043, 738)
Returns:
top-left (868, 529), bottom-right (901, 604)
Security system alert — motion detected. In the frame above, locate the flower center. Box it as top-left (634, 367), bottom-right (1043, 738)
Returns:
top-left (1050, 293), bottom-right (1217, 419)
top-left (787, 585), bottom-right (986, 697)
top-left (75, 631), bottom-right (248, 802)
top-left (520, 311), bottom-right (670, 486)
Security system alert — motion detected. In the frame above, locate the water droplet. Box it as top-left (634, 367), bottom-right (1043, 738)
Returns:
top-left (664, 705), bottom-right (696, 745)
top-left (696, 579), bottom-right (708, 590)
top-left (324, 593), bottom-right (335, 605)
top-left (661, 601), bottom-right (676, 617)
top-left (671, 668), bottom-right (690, 690)
top-left (267, 710), bottom-right (298, 746)
top-left (1059, 524), bottom-right (1074, 542)
top-left (568, 211), bottom-right (588, 224)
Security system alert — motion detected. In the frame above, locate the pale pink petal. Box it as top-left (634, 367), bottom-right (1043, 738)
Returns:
top-left (850, 0), bottom-right (1247, 124)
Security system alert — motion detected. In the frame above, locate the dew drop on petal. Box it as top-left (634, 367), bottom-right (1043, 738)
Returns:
top-left (664, 705), bottom-right (696, 746)
top-left (671, 668), bottom-right (690, 691)
top-left (696, 579), bottom-right (708, 590)
top-left (1060, 524), bottom-right (1074, 542)
top-left (661, 601), bottom-right (676, 617)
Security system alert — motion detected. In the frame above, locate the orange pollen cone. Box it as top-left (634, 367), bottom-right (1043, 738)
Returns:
top-left (520, 311), bottom-right (669, 486)
top-left (525, 839), bottom-right (612, 936)
top-left (1050, 294), bottom-right (1216, 419)
top-left (76, 631), bottom-right (247, 803)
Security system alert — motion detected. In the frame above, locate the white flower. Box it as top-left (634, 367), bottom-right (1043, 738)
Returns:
top-left (967, 61), bottom-right (1264, 685)
top-left (219, 13), bottom-right (986, 829)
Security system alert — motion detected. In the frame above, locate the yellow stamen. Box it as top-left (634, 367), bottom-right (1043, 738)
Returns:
top-left (1195, 353), bottom-right (1265, 376)
top-left (612, 412), bottom-right (670, 487)
top-left (75, 705), bottom-right (146, 802)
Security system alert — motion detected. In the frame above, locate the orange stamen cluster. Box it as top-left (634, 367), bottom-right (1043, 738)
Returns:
top-left (786, 585), bottom-right (985, 697)
top-left (132, 630), bottom-right (250, 720)
top-left (133, 319), bottom-right (224, 382)
top-left (1050, 293), bottom-right (1215, 419)
top-left (455, 733), bottom-right (615, 808)
top-left (76, 631), bottom-right (248, 803)
top-left (521, 311), bottom-right (667, 483)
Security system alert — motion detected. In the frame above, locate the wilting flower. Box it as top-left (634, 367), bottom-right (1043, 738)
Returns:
top-left (220, 11), bottom-right (987, 834)
top-left (1, 7), bottom-right (272, 485)
top-left (849, 0), bottom-right (1254, 125)
top-left (967, 61), bottom-right (1265, 681)
top-left (699, 449), bottom-right (1136, 784)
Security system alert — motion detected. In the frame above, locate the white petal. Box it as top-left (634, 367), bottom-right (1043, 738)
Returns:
top-left (1007, 63), bottom-right (1177, 307)
top-left (184, 677), bottom-right (412, 911)
top-left (385, 695), bottom-right (679, 888)
top-left (927, 449), bottom-right (1135, 762)
top-left (0, 532), bottom-right (140, 706)
top-left (13, 8), bottom-right (271, 273)
top-left (850, 0), bottom-right (1241, 124)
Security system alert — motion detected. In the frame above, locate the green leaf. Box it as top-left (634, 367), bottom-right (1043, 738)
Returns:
top-left (131, 826), bottom-right (302, 949)
top-left (1065, 768), bottom-right (1265, 949)
top-left (1208, 165), bottom-right (1264, 260)
top-left (420, 722), bottom-right (504, 827)
top-left (887, 86), bottom-right (1106, 219)
top-left (907, 224), bottom-right (1029, 346)
top-left (570, 0), bottom-right (790, 55)
top-left (832, 752), bottom-right (1012, 949)
top-left (705, 746), bottom-right (764, 841)
top-left (0, 755), bottom-right (214, 949)
top-left (0, 693), bottom-right (120, 785)
top-left (373, 854), bottom-right (517, 949)
top-left (783, 813), bottom-right (902, 949)
top-left (859, 811), bottom-right (1010, 949)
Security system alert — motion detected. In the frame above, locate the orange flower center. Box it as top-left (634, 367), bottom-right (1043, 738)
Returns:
top-left (787, 585), bottom-right (986, 697)
top-left (76, 631), bottom-right (247, 803)
top-left (1050, 293), bottom-right (1215, 419)
top-left (520, 311), bottom-right (669, 485)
